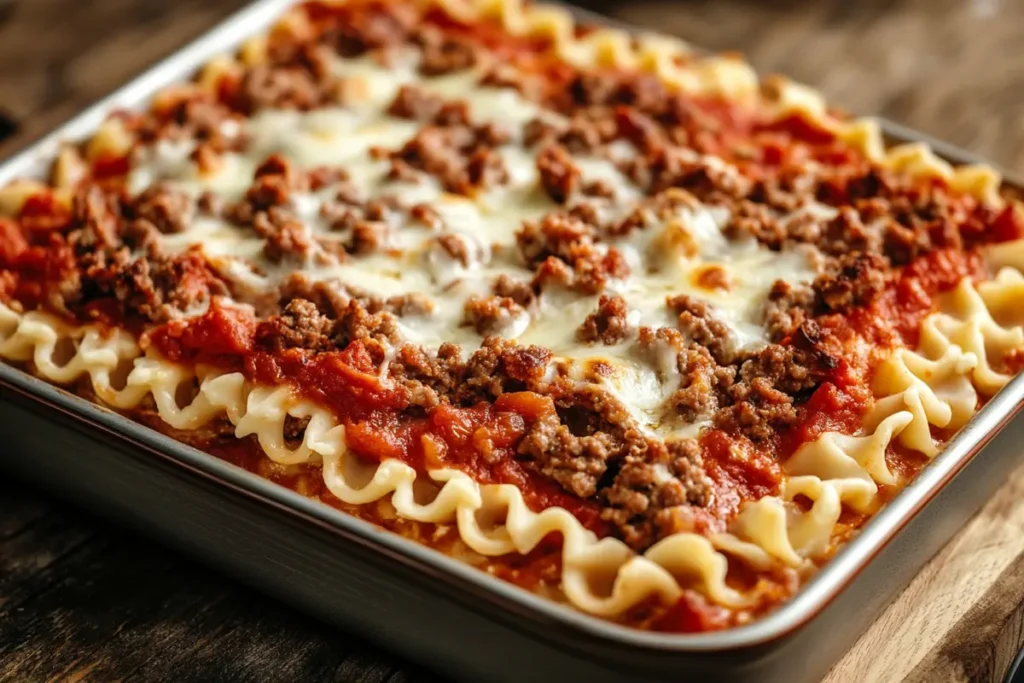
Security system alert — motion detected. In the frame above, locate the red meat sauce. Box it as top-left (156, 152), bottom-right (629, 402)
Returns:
top-left (847, 247), bottom-right (987, 349)
top-left (300, 0), bottom-right (554, 59)
top-left (298, 0), bottom-right (863, 178)
top-left (17, 190), bottom-right (73, 233)
top-left (147, 299), bottom-right (606, 534)
top-left (690, 378), bottom-right (871, 539)
top-left (684, 242), bottom-right (985, 539)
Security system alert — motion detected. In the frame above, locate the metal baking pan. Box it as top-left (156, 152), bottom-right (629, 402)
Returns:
top-left (2, 1), bottom-right (1023, 681)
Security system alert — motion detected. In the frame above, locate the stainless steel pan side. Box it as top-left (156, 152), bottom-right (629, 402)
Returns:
top-left (1, 2), bottom-right (1023, 681)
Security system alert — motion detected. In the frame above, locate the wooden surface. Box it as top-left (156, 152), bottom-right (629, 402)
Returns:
top-left (1, 1), bottom-right (1024, 681)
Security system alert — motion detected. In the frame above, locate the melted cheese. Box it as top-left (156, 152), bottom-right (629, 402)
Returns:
top-left (128, 52), bottom-right (821, 438)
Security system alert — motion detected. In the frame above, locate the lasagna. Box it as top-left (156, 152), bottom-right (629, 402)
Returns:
top-left (0, 0), bottom-right (1022, 633)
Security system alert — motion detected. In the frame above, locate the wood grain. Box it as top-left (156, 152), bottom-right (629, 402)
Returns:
top-left (0, 482), bottom-right (436, 683)
top-left (823, 463), bottom-right (1024, 683)
top-left (1, 0), bottom-right (1024, 681)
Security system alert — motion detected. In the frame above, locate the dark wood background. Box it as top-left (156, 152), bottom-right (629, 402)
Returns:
top-left (2, 1), bottom-right (1024, 681)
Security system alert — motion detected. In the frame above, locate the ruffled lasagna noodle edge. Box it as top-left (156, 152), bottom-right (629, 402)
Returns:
top-left (1, 265), bottom-right (1023, 615)
top-left (1, 0), bottom-right (1023, 618)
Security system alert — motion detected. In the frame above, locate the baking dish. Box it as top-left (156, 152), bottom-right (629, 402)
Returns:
top-left (1, 1), bottom-right (1023, 680)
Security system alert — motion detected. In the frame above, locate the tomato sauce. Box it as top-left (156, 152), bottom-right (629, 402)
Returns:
top-left (147, 301), bottom-right (606, 533)
top-left (696, 430), bottom-right (783, 533)
top-left (779, 382), bottom-right (871, 461)
top-left (17, 191), bottom-right (72, 234)
top-left (848, 247), bottom-right (984, 349)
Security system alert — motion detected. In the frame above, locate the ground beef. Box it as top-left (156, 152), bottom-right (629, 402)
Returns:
top-left (277, 273), bottom-right (352, 318)
top-left (563, 73), bottom-right (619, 109)
top-left (522, 117), bottom-right (561, 148)
top-left (127, 183), bottom-right (194, 235)
top-left (722, 199), bottom-right (783, 249)
top-left (530, 256), bottom-right (575, 290)
top-left (236, 64), bottom-right (340, 113)
top-left (432, 233), bottom-right (473, 268)
top-left (747, 166), bottom-right (817, 214)
top-left (320, 195), bottom-right (400, 256)
top-left (67, 186), bottom-right (121, 254)
top-left (253, 208), bottom-right (321, 264)
top-left (346, 219), bottom-right (391, 255)
top-left (254, 298), bottom-right (335, 352)
top-left (516, 212), bottom-right (592, 268)
top-left (627, 145), bottom-right (752, 202)
top-left (725, 184), bottom-right (946, 263)
top-left (385, 293), bottom-right (434, 317)
top-left (666, 294), bottom-right (735, 365)
top-left (517, 385), bottom-right (647, 498)
top-left (336, 298), bottom-right (399, 345)
top-left (615, 107), bottom-right (663, 153)
top-left (462, 295), bottom-right (527, 336)
top-left (409, 203), bottom-right (442, 230)
top-left (635, 326), bottom-right (733, 423)
top-left (456, 337), bottom-right (552, 404)
top-left (736, 344), bottom-right (820, 396)
top-left (523, 110), bottom-right (617, 156)
top-left (387, 83), bottom-right (439, 120)
top-left (577, 295), bottom-right (631, 344)
top-left (283, 415), bottom-right (313, 448)
top-left (138, 93), bottom-right (243, 154)
top-left (566, 200), bottom-right (603, 228)
top-left (465, 147), bottom-right (509, 190)
top-left (517, 212), bottom-right (629, 295)
top-left (600, 438), bottom-right (712, 550)
top-left (813, 252), bottom-right (890, 314)
top-left (329, 1), bottom-right (418, 56)
top-left (561, 111), bottom-right (618, 155)
top-left (80, 247), bottom-right (227, 324)
top-left (492, 274), bottom-right (536, 308)
top-left (306, 166), bottom-right (351, 192)
top-left (708, 328), bottom-right (837, 441)
top-left (583, 180), bottom-right (615, 199)
top-left (536, 144), bottom-right (581, 204)
top-left (671, 345), bottom-right (733, 423)
top-left (414, 26), bottom-right (479, 76)
top-left (611, 188), bottom-right (700, 236)
top-left (517, 410), bottom-right (618, 498)
top-left (568, 249), bottom-right (630, 295)
top-left (122, 219), bottom-right (167, 257)
top-left (255, 288), bottom-right (399, 351)
top-left (387, 342), bottom-right (464, 408)
top-left (713, 377), bottom-right (798, 442)
top-left (762, 280), bottom-right (813, 343)
top-left (819, 207), bottom-right (884, 256)
top-left (197, 191), bottom-right (224, 217)
top-left (479, 62), bottom-right (531, 93)
top-left (376, 122), bottom-right (510, 194)
top-left (225, 155), bottom-right (298, 227)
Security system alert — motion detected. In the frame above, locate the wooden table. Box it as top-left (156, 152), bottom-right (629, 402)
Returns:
top-left (2, 1), bottom-right (1024, 681)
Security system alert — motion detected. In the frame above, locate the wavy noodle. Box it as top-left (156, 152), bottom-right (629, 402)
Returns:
top-left (3, 268), bottom-right (1021, 616)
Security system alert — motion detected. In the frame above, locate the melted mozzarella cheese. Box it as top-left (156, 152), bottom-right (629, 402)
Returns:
top-left (129, 52), bottom-right (821, 438)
